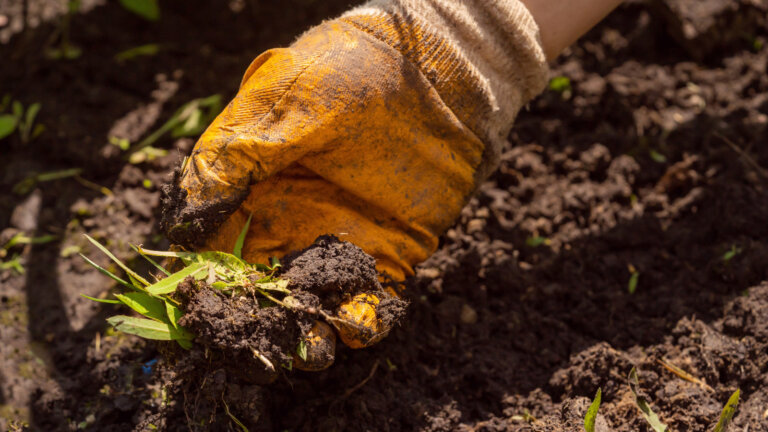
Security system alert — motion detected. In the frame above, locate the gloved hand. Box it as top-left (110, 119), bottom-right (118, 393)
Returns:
top-left (161, 0), bottom-right (549, 369)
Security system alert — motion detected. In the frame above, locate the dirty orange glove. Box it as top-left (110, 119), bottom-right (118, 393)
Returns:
top-left (161, 0), bottom-right (548, 359)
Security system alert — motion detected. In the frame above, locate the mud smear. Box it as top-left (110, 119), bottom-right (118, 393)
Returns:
top-left (159, 168), bottom-right (248, 249)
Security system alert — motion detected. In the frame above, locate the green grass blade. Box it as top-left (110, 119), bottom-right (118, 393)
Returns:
top-left (106, 315), bottom-right (173, 340)
top-left (222, 397), bottom-right (249, 432)
top-left (146, 262), bottom-right (206, 295)
top-left (628, 272), bottom-right (639, 294)
top-left (712, 389), bottom-right (740, 432)
top-left (26, 103), bottom-right (41, 126)
top-left (233, 213), bottom-right (253, 260)
top-left (84, 235), bottom-right (150, 286)
top-left (118, 0), bottom-right (159, 21)
top-left (36, 168), bottom-right (82, 182)
top-left (130, 244), bottom-right (171, 276)
top-left (114, 292), bottom-right (168, 322)
top-left (80, 294), bottom-right (122, 304)
top-left (128, 274), bottom-right (147, 290)
top-left (584, 388), bottom-right (601, 432)
top-left (269, 256), bottom-right (281, 270)
top-left (628, 368), bottom-right (668, 432)
top-left (79, 253), bottom-right (134, 290)
top-left (165, 302), bottom-right (183, 329)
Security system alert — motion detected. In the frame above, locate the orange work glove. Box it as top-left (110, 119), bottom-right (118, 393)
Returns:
top-left (161, 0), bottom-right (548, 366)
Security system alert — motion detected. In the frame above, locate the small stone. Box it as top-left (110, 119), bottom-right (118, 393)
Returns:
top-left (460, 304), bottom-right (478, 325)
top-left (417, 267), bottom-right (441, 279)
top-left (10, 190), bottom-right (42, 232)
top-left (466, 219), bottom-right (485, 234)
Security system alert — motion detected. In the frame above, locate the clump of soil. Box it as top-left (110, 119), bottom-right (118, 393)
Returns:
top-left (282, 235), bottom-right (380, 296)
top-left (153, 235), bottom-right (406, 430)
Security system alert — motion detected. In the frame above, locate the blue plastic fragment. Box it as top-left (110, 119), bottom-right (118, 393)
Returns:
top-left (142, 358), bottom-right (158, 375)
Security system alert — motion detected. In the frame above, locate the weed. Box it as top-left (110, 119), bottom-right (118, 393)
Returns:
top-left (549, 76), bottom-right (572, 95)
top-left (80, 218), bottom-right (295, 350)
top-left (46, 0), bottom-right (82, 60)
top-left (649, 149), bottom-right (667, 163)
top-left (712, 389), bottom-right (740, 432)
top-left (0, 114), bottom-right (15, 140)
top-left (1, 233), bottom-right (57, 256)
top-left (0, 233), bottom-right (58, 274)
top-left (115, 43), bottom-right (160, 63)
top-left (119, 0), bottom-right (160, 21)
top-left (626, 367), bottom-right (740, 432)
top-left (583, 388), bottom-right (601, 432)
top-left (222, 397), bottom-right (248, 432)
top-left (128, 146), bottom-right (167, 164)
top-left (0, 255), bottom-right (25, 274)
top-left (0, 98), bottom-right (45, 143)
top-left (60, 244), bottom-right (83, 258)
top-left (385, 358), bottom-right (397, 371)
top-left (13, 168), bottom-right (82, 195)
top-left (628, 368), bottom-right (668, 432)
top-left (526, 235), bottom-right (550, 247)
top-left (127, 95), bottom-right (222, 159)
top-left (627, 264), bottom-right (639, 294)
top-left (109, 136), bottom-right (131, 151)
top-left (721, 245), bottom-right (741, 263)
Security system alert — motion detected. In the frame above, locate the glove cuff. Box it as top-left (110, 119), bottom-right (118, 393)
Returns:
top-left (341, 0), bottom-right (549, 181)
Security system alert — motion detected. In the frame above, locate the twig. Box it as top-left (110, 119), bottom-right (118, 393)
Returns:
top-left (714, 133), bottom-right (768, 179)
top-left (74, 175), bottom-right (113, 196)
top-left (658, 358), bottom-right (714, 392)
top-left (222, 396), bottom-right (249, 432)
top-left (251, 348), bottom-right (275, 372)
top-left (342, 359), bottom-right (380, 399)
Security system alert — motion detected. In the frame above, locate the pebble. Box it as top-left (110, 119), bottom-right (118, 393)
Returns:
top-left (460, 304), bottom-right (478, 325)
top-left (466, 218), bottom-right (485, 234)
top-left (10, 190), bottom-right (42, 232)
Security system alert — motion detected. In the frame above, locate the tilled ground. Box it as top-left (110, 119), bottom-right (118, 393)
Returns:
top-left (1, 0), bottom-right (767, 431)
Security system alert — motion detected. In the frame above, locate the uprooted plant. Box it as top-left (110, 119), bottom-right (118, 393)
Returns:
top-left (80, 215), bottom-right (405, 378)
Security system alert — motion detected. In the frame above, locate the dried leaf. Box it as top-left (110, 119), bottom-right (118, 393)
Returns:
top-left (233, 213), bottom-right (252, 260)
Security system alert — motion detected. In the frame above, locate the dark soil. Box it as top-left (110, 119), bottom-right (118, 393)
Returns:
top-left (1, 0), bottom-right (767, 431)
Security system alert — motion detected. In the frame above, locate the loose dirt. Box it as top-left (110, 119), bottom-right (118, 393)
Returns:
top-left (1, 0), bottom-right (766, 431)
